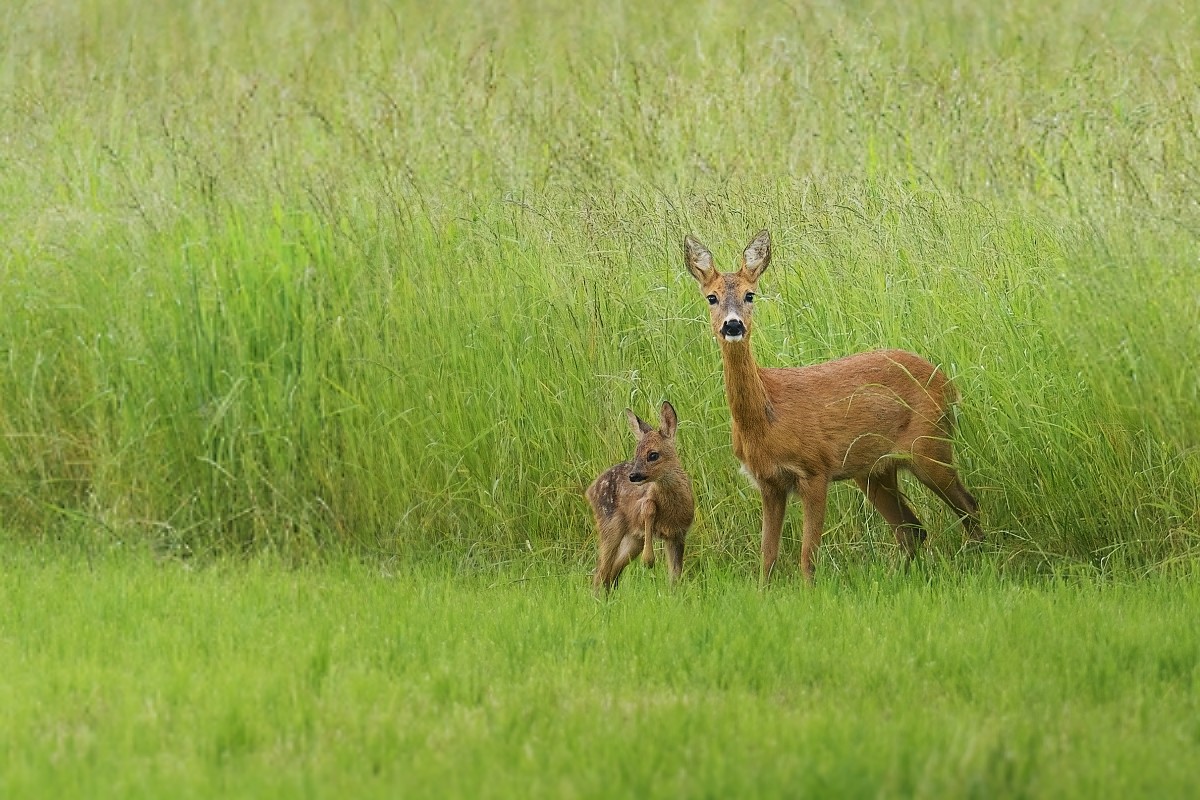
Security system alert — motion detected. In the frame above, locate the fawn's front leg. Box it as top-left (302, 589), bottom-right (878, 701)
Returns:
top-left (637, 496), bottom-right (656, 567)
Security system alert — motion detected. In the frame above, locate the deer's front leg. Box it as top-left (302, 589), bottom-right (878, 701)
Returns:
top-left (798, 477), bottom-right (829, 585)
top-left (760, 482), bottom-right (788, 583)
top-left (636, 496), bottom-right (656, 567)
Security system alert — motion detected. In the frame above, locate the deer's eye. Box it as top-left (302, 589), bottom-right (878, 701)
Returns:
top-left (745, 292), bottom-right (755, 303)
top-left (706, 295), bottom-right (718, 305)
top-left (647, 452), bottom-right (660, 462)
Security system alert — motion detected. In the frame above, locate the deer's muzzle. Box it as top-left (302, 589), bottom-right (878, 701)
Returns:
top-left (720, 318), bottom-right (746, 339)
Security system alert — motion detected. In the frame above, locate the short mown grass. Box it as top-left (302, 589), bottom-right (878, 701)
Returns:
top-left (2, 549), bottom-right (1198, 798)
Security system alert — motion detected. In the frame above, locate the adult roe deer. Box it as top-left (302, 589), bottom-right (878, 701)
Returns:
top-left (586, 402), bottom-right (695, 594)
top-left (684, 229), bottom-right (981, 584)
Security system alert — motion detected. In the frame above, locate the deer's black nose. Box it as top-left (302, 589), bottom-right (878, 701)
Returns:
top-left (720, 318), bottom-right (746, 338)
top-left (629, 472), bottom-right (648, 483)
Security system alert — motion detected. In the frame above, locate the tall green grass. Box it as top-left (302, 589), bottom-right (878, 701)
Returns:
top-left (1, 0), bottom-right (1197, 569)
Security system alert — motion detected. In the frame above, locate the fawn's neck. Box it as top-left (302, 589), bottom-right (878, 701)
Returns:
top-left (719, 339), bottom-right (773, 432)
top-left (656, 467), bottom-right (692, 499)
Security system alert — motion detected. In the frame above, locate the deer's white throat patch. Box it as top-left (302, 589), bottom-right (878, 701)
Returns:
top-left (739, 463), bottom-right (760, 489)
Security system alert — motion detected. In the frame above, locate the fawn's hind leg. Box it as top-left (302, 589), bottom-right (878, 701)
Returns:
top-left (605, 533), bottom-right (643, 591)
top-left (593, 521), bottom-right (622, 594)
top-left (664, 536), bottom-right (684, 585)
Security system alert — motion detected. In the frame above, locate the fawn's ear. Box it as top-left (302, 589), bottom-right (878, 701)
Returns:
top-left (658, 401), bottom-right (678, 439)
top-left (625, 408), bottom-right (652, 438)
top-left (742, 229), bottom-right (771, 280)
top-left (684, 235), bottom-right (715, 284)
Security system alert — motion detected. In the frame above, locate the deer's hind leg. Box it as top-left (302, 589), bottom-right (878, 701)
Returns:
top-left (910, 439), bottom-right (982, 541)
top-left (593, 516), bottom-right (635, 594)
top-left (608, 532), bottom-right (643, 590)
top-left (664, 535), bottom-right (684, 585)
top-left (856, 466), bottom-right (927, 558)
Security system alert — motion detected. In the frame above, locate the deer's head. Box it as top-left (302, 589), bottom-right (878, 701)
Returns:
top-left (625, 401), bottom-right (680, 484)
top-left (684, 229), bottom-right (771, 345)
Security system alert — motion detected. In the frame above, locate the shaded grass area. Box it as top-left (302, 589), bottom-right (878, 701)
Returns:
top-left (2, 549), bottom-right (1197, 798)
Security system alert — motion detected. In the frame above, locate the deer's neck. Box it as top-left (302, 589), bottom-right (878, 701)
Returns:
top-left (719, 339), bottom-right (772, 432)
top-left (656, 468), bottom-right (692, 500)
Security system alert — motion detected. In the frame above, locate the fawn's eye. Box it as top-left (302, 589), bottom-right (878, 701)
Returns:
top-left (647, 452), bottom-right (660, 462)
top-left (706, 295), bottom-right (718, 305)
top-left (745, 292), bottom-right (755, 303)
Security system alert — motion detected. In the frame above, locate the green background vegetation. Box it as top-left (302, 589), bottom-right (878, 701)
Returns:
top-left (2, 0), bottom-right (1199, 795)
top-left (1, 0), bottom-right (1197, 570)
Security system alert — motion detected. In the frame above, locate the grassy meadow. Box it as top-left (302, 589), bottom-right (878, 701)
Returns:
top-left (3, 552), bottom-right (1200, 798)
top-left (2, 0), bottom-right (1199, 795)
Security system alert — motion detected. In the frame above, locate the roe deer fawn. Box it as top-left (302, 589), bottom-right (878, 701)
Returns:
top-left (586, 401), bottom-right (695, 594)
top-left (684, 229), bottom-right (981, 584)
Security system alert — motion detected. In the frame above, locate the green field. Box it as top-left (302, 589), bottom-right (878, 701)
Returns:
top-left (2, 0), bottom-right (1199, 795)
top-left (4, 552), bottom-right (1199, 798)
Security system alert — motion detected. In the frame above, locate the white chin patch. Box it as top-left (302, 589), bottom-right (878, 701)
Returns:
top-left (722, 334), bottom-right (744, 343)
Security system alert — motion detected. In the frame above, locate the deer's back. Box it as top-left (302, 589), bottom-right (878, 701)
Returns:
top-left (586, 462), bottom-right (694, 535)
top-left (776, 349), bottom-right (952, 406)
top-left (743, 349), bottom-right (956, 481)
top-left (586, 462), bottom-right (636, 522)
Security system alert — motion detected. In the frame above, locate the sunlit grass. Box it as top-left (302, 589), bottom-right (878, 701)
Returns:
top-left (1, 550), bottom-right (1198, 797)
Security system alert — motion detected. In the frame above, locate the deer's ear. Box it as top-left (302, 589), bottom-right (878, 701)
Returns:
top-left (684, 235), bottom-right (715, 284)
top-left (658, 401), bottom-right (678, 439)
top-left (625, 408), bottom-right (652, 438)
top-left (742, 229), bottom-right (771, 280)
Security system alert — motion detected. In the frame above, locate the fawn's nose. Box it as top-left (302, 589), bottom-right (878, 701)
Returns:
top-left (720, 318), bottom-right (746, 338)
top-left (629, 472), bottom-right (648, 483)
